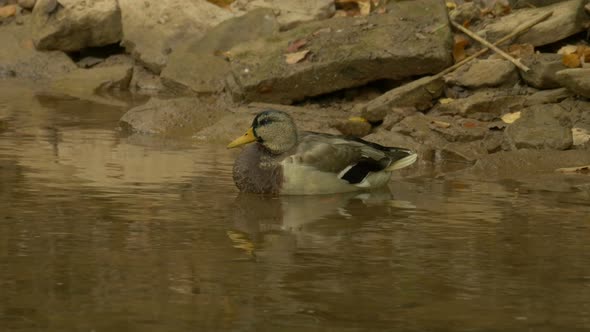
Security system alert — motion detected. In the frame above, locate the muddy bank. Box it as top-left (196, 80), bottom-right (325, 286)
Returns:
top-left (1, 0), bottom-right (589, 181)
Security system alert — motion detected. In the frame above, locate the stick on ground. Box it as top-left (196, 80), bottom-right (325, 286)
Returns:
top-left (435, 11), bottom-right (553, 78)
top-left (451, 21), bottom-right (531, 72)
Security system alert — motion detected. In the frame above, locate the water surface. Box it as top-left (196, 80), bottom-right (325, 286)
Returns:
top-left (2, 82), bottom-right (590, 332)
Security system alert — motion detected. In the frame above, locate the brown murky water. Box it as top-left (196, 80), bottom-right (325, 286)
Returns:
top-left (2, 82), bottom-right (590, 332)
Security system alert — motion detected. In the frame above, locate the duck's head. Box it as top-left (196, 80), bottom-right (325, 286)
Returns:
top-left (227, 110), bottom-right (298, 154)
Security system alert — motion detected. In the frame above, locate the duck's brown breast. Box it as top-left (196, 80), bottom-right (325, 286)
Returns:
top-left (232, 144), bottom-right (283, 194)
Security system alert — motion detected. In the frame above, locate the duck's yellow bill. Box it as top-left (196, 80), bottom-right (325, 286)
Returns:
top-left (227, 127), bottom-right (256, 149)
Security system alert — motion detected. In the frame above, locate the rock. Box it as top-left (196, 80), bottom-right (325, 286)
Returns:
top-left (32, 0), bottom-right (122, 52)
top-left (119, 0), bottom-right (234, 74)
top-left (523, 88), bottom-right (573, 106)
top-left (511, 0), bottom-right (568, 8)
top-left (231, 0), bottom-right (335, 30)
top-left (41, 65), bottom-right (133, 106)
top-left (129, 65), bottom-right (165, 94)
top-left (331, 118), bottom-right (372, 137)
top-left (0, 15), bottom-right (76, 81)
top-left (505, 104), bottom-right (573, 150)
top-left (449, 2), bottom-right (480, 24)
top-left (227, 0), bottom-right (453, 103)
top-left (445, 59), bottom-right (518, 89)
top-left (361, 76), bottom-right (445, 122)
top-left (469, 149), bottom-right (590, 178)
top-left (429, 118), bottom-right (489, 143)
top-left (120, 97), bottom-right (229, 137)
top-left (477, 0), bottom-right (590, 47)
top-left (161, 8), bottom-right (279, 94)
top-left (556, 68), bottom-right (590, 98)
top-left (0, 4), bottom-right (17, 17)
top-left (17, 0), bottom-right (35, 10)
top-left (433, 90), bottom-right (527, 121)
top-left (520, 53), bottom-right (568, 89)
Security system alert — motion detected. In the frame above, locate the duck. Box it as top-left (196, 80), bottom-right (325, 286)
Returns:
top-left (227, 110), bottom-right (417, 195)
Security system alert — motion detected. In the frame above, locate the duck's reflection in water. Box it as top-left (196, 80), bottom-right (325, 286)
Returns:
top-left (228, 188), bottom-right (415, 258)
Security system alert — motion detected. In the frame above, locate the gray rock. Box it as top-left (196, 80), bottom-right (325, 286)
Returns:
top-left (477, 0), bottom-right (590, 47)
top-left (433, 90), bottom-right (527, 121)
top-left (129, 65), bottom-right (166, 94)
top-left (445, 59), bottom-right (518, 89)
top-left (161, 8), bottom-right (279, 94)
top-left (361, 76), bottom-right (445, 122)
top-left (524, 88), bottom-right (573, 106)
top-left (520, 53), bottom-right (568, 89)
top-left (430, 118), bottom-right (489, 143)
top-left (227, 0), bottom-right (452, 103)
top-left (17, 0), bottom-right (35, 10)
top-left (119, 0), bottom-right (234, 74)
top-left (505, 104), bottom-right (573, 150)
top-left (32, 0), bottom-right (122, 52)
top-left (231, 0), bottom-right (335, 30)
top-left (449, 2), bottom-right (480, 24)
top-left (470, 149), bottom-right (590, 178)
top-left (556, 68), bottom-right (590, 98)
top-left (41, 65), bottom-right (133, 106)
top-left (0, 14), bottom-right (76, 81)
top-left (120, 97), bottom-right (228, 137)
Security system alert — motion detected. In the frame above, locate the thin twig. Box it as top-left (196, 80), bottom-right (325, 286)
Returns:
top-left (435, 11), bottom-right (553, 78)
top-left (451, 21), bottom-right (530, 72)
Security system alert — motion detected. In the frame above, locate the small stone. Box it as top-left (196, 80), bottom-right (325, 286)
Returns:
top-left (433, 90), bottom-right (527, 121)
top-left (17, 0), bottom-right (36, 10)
top-left (556, 68), bottom-right (590, 98)
top-left (362, 76), bottom-right (445, 122)
top-left (445, 59), bottom-right (518, 89)
top-left (505, 104), bottom-right (573, 150)
top-left (449, 2), bottom-right (479, 24)
top-left (520, 53), bottom-right (568, 89)
top-left (331, 118), bottom-right (372, 137)
top-left (430, 118), bottom-right (488, 143)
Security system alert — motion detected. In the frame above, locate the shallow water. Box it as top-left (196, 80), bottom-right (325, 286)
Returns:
top-left (1, 82), bottom-right (590, 332)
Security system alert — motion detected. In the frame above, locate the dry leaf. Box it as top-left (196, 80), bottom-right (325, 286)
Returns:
top-left (501, 112), bottom-right (521, 124)
top-left (452, 34), bottom-right (470, 63)
top-left (558, 45), bottom-right (578, 55)
top-left (0, 4), bottom-right (17, 18)
top-left (572, 127), bottom-right (590, 146)
top-left (563, 53), bottom-right (581, 68)
top-left (439, 98), bottom-right (455, 104)
top-left (286, 38), bottom-right (307, 53)
top-left (556, 165), bottom-right (590, 174)
top-left (431, 120), bottom-right (451, 128)
top-left (285, 50), bottom-right (310, 65)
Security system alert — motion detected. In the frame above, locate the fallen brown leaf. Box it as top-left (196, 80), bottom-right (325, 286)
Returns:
top-left (452, 34), bottom-right (470, 63)
top-left (563, 53), bottom-right (581, 68)
top-left (285, 50), bottom-right (310, 65)
top-left (0, 4), bottom-right (17, 18)
top-left (286, 39), bottom-right (308, 53)
top-left (501, 112), bottom-right (521, 124)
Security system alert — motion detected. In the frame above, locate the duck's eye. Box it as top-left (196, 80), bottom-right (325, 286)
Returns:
top-left (258, 118), bottom-right (271, 126)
